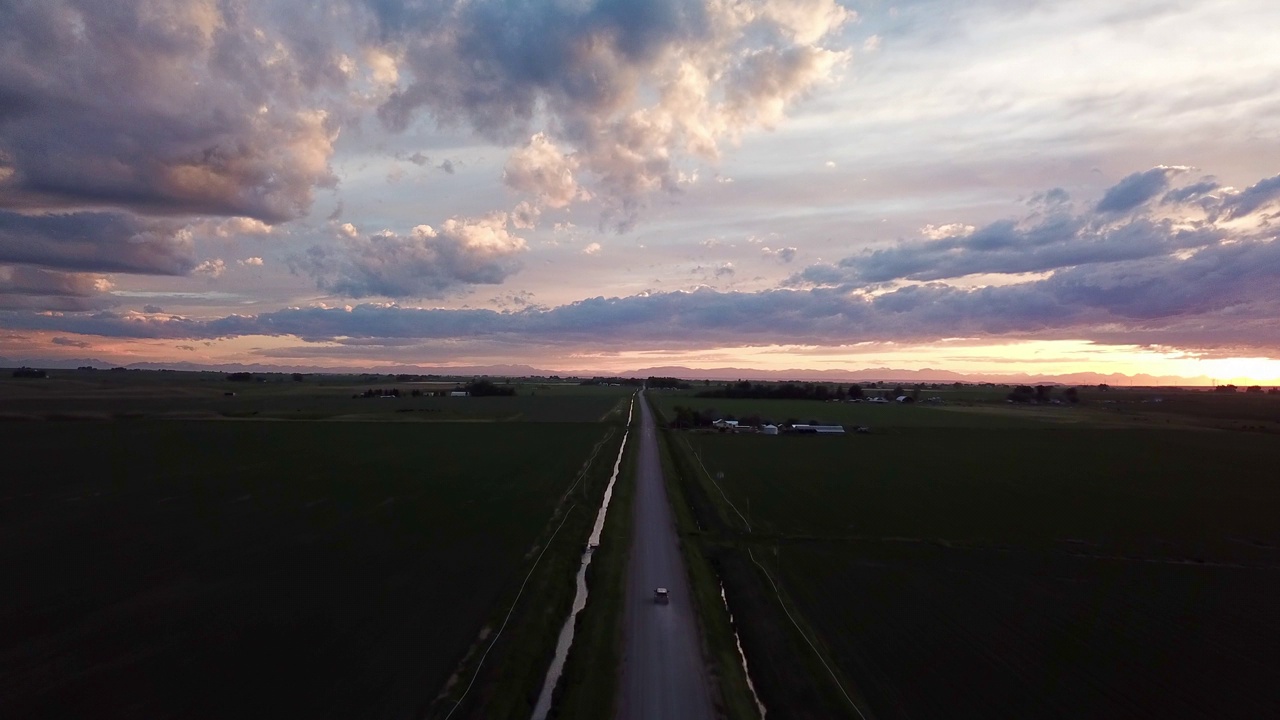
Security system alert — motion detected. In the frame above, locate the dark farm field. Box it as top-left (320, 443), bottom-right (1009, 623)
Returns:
top-left (0, 419), bottom-right (617, 719)
top-left (659, 404), bottom-right (1280, 719)
top-left (648, 392), bottom-right (1078, 429)
top-left (0, 370), bottom-right (632, 423)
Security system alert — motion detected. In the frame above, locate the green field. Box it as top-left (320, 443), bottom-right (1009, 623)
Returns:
top-left (653, 394), bottom-right (1280, 719)
top-left (0, 376), bottom-right (634, 719)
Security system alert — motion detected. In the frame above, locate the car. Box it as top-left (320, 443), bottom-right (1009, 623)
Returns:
top-left (654, 587), bottom-right (669, 604)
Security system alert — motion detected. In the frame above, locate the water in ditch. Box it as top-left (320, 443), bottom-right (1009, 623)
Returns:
top-left (721, 581), bottom-right (768, 718)
top-left (530, 396), bottom-right (634, 720)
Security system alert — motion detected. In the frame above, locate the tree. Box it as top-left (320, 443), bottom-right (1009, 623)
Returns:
top-left (891, 386), bottom-right (904, 398)
top-left (1008, 385), bottom-right (1035, 403)
top-left (1034, 385), bottom-right (1052, 403)
top-left (1063, 387), bottom-right (1080, 403)
top-left (291, 373), bottom-right (305, 382)
top-left (847, 384), bottom-right (863, 399)
top-left (464, 379), bottom-right (516, 396)
top-left (1246, 385), bottom-right (1263, 393)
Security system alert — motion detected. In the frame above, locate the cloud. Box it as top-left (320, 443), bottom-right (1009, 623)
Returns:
top-left (143, 305), bottom-right (164, 314)
top-left (920, 223), bottom-right (975, 240)
top-left (0, 264), bottom-right (114, 311)
top-left (51, 336), bottom-right (91, 348)
top-left (1095, 166), bottom-right (1189, 213)
top-left (193, 259), bottom-right (227, 278)
top-left (511, 201), bottom-right (541, 230)
top-left (503, 134), bottom-right (584, 209)
top-left (239, 257), bottom-right (264, 266)
top-left (863, 35), bottom-right (881, 53)
top-left (762, 246), bottom-right (798, 263)
top-left (583, 242), bottom-right (602, 255)
top-left (295, 212), bottom-right (526, 298)
top-left (374, 0), bottom-right (852, 219)
top-left (0, 1), bottom-right (339, 222)
top-left (8, 216), bottom-right (1280, 354)
top-left (1222, 173), bottom-right (1280, 219)
top-left (0, 211), bottom-right (194, 275)
top-left (790, 168), bottom-right (1279, 288)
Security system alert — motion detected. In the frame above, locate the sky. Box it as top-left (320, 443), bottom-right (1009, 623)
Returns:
top-left (3, 0), bottom-right (1280, 383)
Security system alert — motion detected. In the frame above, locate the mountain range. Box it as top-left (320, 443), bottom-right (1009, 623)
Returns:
top-left (0, 356), bottom-right (1215, 387)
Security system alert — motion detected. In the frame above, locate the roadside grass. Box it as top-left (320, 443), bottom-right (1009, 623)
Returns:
top-left (545, 398), bottom-right (639, 718)
top-left (0, 419), bottom-right (620, 720)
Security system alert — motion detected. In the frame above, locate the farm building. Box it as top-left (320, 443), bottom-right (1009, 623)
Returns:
top-left (711, 419), bottom-right (739, 430)
top-left (790, 424), bottom-right (845, 435)
top-left (449, 391), bottom-right (470, 397)
top-left (761, 424), bottom-right (779, 435)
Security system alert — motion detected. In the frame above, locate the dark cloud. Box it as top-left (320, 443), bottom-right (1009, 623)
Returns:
top-left (0, 1), bottom-right (338, 222)
top-left (827, 215), bottom-right (1217, 286)
top-left (9, 226), bottom-right (1280, 353)
top-left (1162, 179), bottom-right (1220, 205)
top-left (0, 211), bottom-right (193, 275)
top-left (1029, 187), bottom-right (1070, 207)
top-left (1095, 166), bottom-right (1187, 213)
top-left (0, 264), bottom-right (113, 311)
top-left (143, 305), bottom-right (164, 314)
top-left (51, 336), bottom-right (91, 348)
top-left (792, 169), bottom-right (1280, 289)
top-left (1223, 173), bottom-right (1280, 219)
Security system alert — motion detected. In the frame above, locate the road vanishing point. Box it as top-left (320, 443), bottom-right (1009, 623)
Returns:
top-left (616, 391), bottom-right (716, 720)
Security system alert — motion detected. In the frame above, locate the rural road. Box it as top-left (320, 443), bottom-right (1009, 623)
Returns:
top-left (616, 392), bottom-right (716, 720)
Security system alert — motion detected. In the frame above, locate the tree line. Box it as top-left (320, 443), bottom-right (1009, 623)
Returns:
top-left (697, 380), bottom-right (867, 401)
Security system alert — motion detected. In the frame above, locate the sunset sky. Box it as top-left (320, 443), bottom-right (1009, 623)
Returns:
top-left (3, 0), bottom-right (1280, 382)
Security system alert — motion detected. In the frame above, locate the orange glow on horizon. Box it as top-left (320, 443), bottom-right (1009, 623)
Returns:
top-left (14, 332), bottom-right (1280, 385)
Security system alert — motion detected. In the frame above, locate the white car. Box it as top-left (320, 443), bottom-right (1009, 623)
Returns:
top-left (654, 587), bottom-right (670, 604)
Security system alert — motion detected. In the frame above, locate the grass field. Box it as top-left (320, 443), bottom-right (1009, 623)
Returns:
top-left (648, 392), bottom-right (1078, 429)
top-left (0, 371), bottom-right (631, 423)
top-left (0, 379), bottom-right (630, 719)
top-left (654, 396), bottom-right (1280, 719)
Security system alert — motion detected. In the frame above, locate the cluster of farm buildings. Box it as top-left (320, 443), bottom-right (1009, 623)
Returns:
top-left (709, 420), bottom-right (869, 435)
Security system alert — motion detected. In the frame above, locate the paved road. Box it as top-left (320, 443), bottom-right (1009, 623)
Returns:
top-left (617, 392), bottom-right (716, 720)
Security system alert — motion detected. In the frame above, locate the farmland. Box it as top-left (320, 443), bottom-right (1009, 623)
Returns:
top-left (0, 372), bottom-right (634, 719)
top-left (652, 390), bottom-right (1280, 719)
top-left (0, 369), bottom-right (629, 423)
